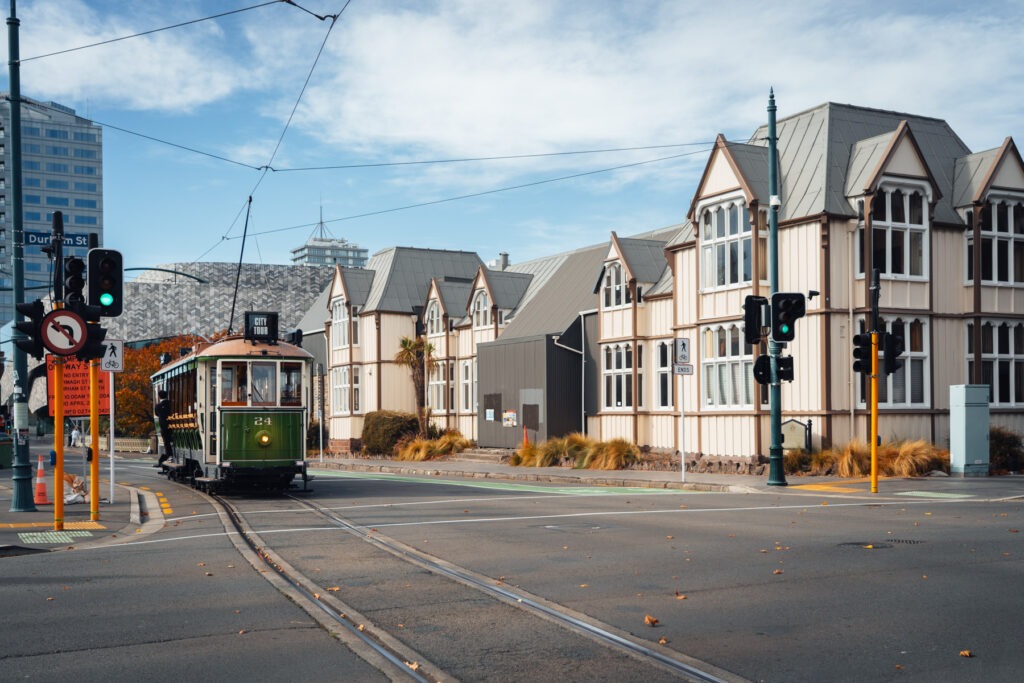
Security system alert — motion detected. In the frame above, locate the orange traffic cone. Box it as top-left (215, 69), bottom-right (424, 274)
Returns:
top-left (34, 454), bottom-right (51, 505)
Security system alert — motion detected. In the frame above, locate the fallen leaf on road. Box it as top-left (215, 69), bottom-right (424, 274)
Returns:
top-left (238, 629), bottom-right (248, 635)
top-left (197, 562), bottom-right (206, 567)
top-left (313, 593), bottom-right (320, 599)
top-left (644, 614), bottom-right (659, 626)
top-left (666, 535), bottom-right (674, 539)
top-left (327, 586), bottom-right (340, 592)
top-left (46, 597), bottom-right (54, 601)
top-left (960, 650), bottom-right (973, 658)
top-left (659, 637), bottom-right (669, 645)
top-left (579, 584), bottom-right (589, 588)
top-left (773, 569), bottom-right (784, 575)
top-left (406, 662), bottom-right (420, 671)
top-left (204, 572), bottom-right (213, 577)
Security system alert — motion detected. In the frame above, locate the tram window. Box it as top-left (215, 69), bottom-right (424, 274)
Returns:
top-left (221, 362), bottom-right (248, 405)
top-left (281, 362), bottom-right (302, 406)
top-left (251, 362), bottom-right (277, 406)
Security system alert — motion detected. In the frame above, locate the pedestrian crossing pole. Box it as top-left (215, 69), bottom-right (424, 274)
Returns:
top-left (766, 88), bottom-right (787, 487)
top-left (89, 358), bottom-right (100, 520)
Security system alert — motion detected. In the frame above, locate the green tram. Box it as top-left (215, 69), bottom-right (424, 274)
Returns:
top-left (151, 327), bottom-right (314, 492)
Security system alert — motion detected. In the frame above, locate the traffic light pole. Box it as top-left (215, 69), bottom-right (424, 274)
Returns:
top-left (766, 89), bottom-right (786, 486)
top-left (7, 3), bottom-right (34, 511)
top-left (869, 269), bottom-right (881, 494)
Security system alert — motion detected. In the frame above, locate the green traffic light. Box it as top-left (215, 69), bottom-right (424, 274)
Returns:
top-left (99, 292), bottom-right (114, 307)
top-left (780, 324), bottom-right (790, 334)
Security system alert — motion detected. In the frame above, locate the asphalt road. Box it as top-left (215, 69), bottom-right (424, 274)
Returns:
top-left (3, 461), bottom-right (1022, 682)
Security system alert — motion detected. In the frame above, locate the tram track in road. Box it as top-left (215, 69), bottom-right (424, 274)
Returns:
top-left (281, 494), bottom-right (740, 683)
top-left (210, 492), bottom-right (443, 683)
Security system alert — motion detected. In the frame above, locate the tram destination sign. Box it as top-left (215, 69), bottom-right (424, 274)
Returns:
top-left (244, 311), bottom-right (279, 343)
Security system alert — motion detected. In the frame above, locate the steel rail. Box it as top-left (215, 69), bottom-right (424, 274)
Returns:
top-left (212, 493), bottom-right (436, 683)
top-left (288, 494), bottom-right (735, 683)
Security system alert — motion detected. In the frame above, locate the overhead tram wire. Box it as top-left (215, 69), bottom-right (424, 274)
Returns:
top-left (232, 145), bottom-right (715, 240)
top-left (20, 1), bottom-right (288, 63)
top-left (221, 1), bottom-right (347, 307)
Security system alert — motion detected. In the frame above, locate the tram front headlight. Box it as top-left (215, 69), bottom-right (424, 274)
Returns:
top-left (255, 430), bottom-right (272, 448)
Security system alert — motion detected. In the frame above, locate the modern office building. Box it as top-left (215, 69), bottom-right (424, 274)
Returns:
top-left (291, 235), bottom-right (368, 268)
top-left (0, 94), bottom-right (103, 324)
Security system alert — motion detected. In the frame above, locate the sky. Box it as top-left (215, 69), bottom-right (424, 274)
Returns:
top-left (2, 0), bottom-right (1024, 275)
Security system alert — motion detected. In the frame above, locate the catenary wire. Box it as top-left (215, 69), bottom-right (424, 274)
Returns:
top-left (232, 146), bottom-right (713, 239)
top-left (20, 1), bottom-right (287, 62)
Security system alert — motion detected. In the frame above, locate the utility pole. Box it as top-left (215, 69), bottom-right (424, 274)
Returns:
top-left (766, 89), bottom-right (786, 486)
top-left (8, 0), bottom-right (34, 511)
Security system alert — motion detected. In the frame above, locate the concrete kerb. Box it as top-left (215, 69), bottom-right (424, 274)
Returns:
top-left (311, 459), bottom-right (747, 493)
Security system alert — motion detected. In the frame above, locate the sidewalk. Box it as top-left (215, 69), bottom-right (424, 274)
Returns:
top-left (0, 458), bottom-right (143, 557)
top-left (306, 455), bottom-right (843, 493)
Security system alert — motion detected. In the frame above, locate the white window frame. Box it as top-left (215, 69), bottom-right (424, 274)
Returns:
top-left (701, 324), bottom-right (753, 408)
top-left (965, 197), bottom-right (1024, 285)
top-left (425, 300), bottom-right (444, 336)
top-left (472, 290), bottom-right (491, 329)
top-left (699, 196), bottom-right (753, 292)
top-left (428, 361), bottom-right (447, 411)
top-left (857, 317), bottom-right (930, 407)
top-left (460, 360), bottom-right (473, 413)
top-left (858, 182), bottom-right (930, 280)
top-left (602, 343), bottom-right (636, 410)
top-left (330, 298), bottom-right (347, 349)
top-left (602, 262), bottom-right (631, 309)
top-left (330, 366), bottom-right (345, 415)
top-left (968, 319), bottom-right (1024, 406)
top-left (656, 340), bottom-right (674, 410)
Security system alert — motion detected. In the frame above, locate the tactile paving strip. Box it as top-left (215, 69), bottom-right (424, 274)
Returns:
top-left (18, 531), bottom-right (94, 544)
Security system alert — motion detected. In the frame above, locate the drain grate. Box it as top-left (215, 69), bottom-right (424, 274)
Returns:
top-left (839, 539), bottom-right (924, 549)
top-left (18, 531), bottom-right (93, 545)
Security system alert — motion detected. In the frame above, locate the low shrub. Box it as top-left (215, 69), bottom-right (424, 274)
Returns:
top-left (819, 439), bottom-right (949, 477)
top-left (395, 430), bottom-right (474, 461)
top-left (989, 425), bottom-right (1024, 473)
top-left (361, 411), bottom-right (419, 456)
top-left (783, 450), bottom-right (811, 474)
top-left (513, 434), bottom-right (638, 470)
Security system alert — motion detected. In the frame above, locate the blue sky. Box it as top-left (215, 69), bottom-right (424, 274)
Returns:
top-left (2, 0), bottom-right (1024, 275)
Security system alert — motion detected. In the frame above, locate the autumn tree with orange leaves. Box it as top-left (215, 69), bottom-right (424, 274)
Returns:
top-left (115, 336), bottom-right (197, 437)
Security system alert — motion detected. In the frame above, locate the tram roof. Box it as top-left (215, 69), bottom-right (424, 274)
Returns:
top-left (153, 336), bottom-right (313, 379)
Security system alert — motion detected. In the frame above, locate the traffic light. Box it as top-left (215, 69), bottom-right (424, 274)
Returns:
top-left (284, 328), bottom-right (304, 347)
top-left (14, 299), bottom-right (46, 360)
top-left (64, 257), bottom-right (86, 304)
top-left (883, 331), bottom-right (905, 376)
top-left (777, 355), bottom-right (794, 382)
top-left (76, 320), bottom-right (108, 362)
top-left (87, 248), bottom-right (123, 317)
top-left (770, 292), bottom-right (806, 343)
top-left (743, 295), bottom-right (767, 345)
top-left (852, 332), bottom-right (874, 375)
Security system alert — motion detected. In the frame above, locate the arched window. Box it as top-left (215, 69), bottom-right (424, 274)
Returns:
top-left (602, 262), bottom-right (632, 309)
top-left (472, 290), bottom-right (491, 329)
top-left (425, 301), bottom-right (443, 336)
top-left (859, 185), bottom-right (929, 278)
top-left (700, 200), bottom-right (753, 290)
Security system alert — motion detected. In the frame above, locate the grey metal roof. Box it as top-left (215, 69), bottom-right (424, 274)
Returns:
top-left (617, 237), bottom-right (670, 284)
top-left (435, 279), bottom-right (473, 316)
top-left (296, 281), bottom-right (332, 334)
top-left (337, 267), bottom-right (375, 307)
top-left (664, 222), bottom-right (694, 249)
top-left (500, 226), bottom-right (679, 339)
top-left (726, 142), bottom-right (769, 202)
top-left (499, 243), bottom-right (606, 339)
top-left (748, 102), bottom-right (971, 226)
top-left (952, 147), bottom-right (1000, 209)
top-left (485, 270), bottom-right (534, 310)
top-left (844, 130), bottom-right (895, 197)
top-left (361, 247), bottom-right (482, 313)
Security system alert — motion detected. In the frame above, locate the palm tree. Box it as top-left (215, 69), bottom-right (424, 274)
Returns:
top-left (394, 336), bottom-right (436, 436)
